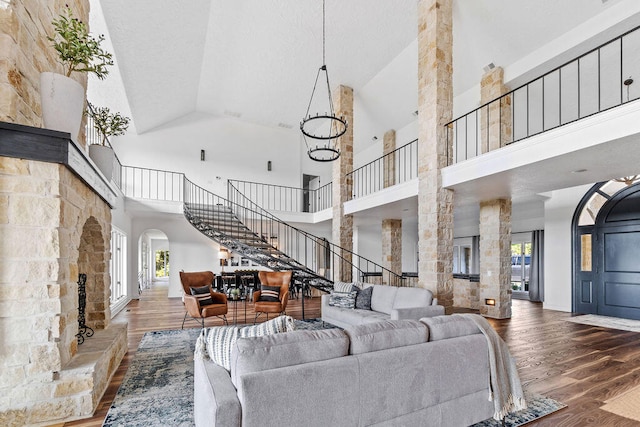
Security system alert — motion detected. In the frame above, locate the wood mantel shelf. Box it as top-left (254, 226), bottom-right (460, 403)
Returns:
top-left (0, 121), bottom-right (117, 207)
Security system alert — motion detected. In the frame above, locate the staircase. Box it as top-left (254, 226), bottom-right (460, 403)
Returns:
top-left (121, 168), bottom-right (405, 293)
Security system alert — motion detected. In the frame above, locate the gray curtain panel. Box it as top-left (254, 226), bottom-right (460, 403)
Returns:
top-left (529, 230), bottom-right (544, 302)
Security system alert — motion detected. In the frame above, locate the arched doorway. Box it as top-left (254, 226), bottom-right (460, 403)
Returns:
top-left (77, 216), bottom-right (109, 331)
top-left (573, 177), bottom-right (640, 319)
top-left (138, 229), bottom-right (169, 293)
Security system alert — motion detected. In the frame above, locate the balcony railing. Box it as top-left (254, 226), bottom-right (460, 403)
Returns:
top-left (227, 180), bottom-right (332, 213)
top-left (348, 139), bottom-right (418, 200)
top-left (120, 166), bottom-right (184, 201)
top-left (446, 25), bottom-right (640, 165)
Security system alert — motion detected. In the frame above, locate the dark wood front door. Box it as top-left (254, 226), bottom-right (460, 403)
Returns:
top-left (595, 186), bottom-right (640, 320)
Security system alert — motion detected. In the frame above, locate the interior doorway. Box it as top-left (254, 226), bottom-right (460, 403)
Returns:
top-left (303, 174), bottom-right (320, 212)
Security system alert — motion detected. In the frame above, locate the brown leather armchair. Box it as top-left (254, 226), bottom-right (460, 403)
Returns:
top-left (180, 271), bottom-right (228, 328)
top-left (253, 271), bottom-right (292, 323)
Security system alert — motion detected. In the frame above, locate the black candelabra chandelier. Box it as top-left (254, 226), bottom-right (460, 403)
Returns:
top-left (300, 0), bottom-right (347, 162)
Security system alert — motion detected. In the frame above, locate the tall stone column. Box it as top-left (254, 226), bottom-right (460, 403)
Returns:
top-left (479, 199), bottom-right (512, 318)
top-left (478, 66), bottom-right (513, 319)
top-left (383, 129), bottom-right (396, 188)
top-left (382, 219), bottom-right (402, 282)
top-left (332, 85), bottom-right (354, 282)
top-left (417, 0), bottom-right (454, 311)
top-left (480, 66), bottom-right (512, 153)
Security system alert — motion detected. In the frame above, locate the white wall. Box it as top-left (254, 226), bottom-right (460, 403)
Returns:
top-left (543, 184), bottom-right (592, 312)
top-left (113, 112), bottom-right (304, 196)
top-left (131, 213), bottom-right (220, 298)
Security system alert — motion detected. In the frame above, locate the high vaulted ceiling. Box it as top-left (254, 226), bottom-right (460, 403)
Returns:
top-left (94, 0), bottom-right (630, 150)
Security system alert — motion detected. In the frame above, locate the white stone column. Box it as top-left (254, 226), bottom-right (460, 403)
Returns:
top-left (332, 85), bottom-right (354, 282)
top-left (417, 0), bottom-right (454, 311)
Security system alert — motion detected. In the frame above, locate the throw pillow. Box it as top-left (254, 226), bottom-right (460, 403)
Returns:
top-left (190, 285), bottom-right (213, 306)
top-left (201, 315), bottom-right (296, 370)
top-left (354, 285), bottom-right (373, 310)
top-left (258, 285), bottom-right (281, 302)
top-left (328, 291), bottom-right (357, 309)
top-left (333, 281), bottom-right (355, 293)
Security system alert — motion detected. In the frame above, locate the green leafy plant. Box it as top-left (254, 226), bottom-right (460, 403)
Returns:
top-left (48, 6), bottom-right (113, 79)
top-left (86, 102), bottom-right (130, 146)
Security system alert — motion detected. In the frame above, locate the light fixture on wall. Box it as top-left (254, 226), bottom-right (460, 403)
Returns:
top-left (485, 298), bottom-right (496, 306)
top-left (624, 76), bottom-right (633, 102)
top-left (267, 160), bottom-right (272, 171)
top-left (300, 0), bottom-right (346, 162)
top-left (200, 149), bottom-right (205, 161)
top-left (218, 248), bottom-right (230, 272)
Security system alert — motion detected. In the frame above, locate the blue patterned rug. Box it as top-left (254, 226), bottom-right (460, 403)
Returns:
top-left (103, 321), bottom-right (565, 426)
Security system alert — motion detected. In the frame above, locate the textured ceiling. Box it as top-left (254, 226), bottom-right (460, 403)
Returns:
top-left (95, 0), bottom-right (629, 148)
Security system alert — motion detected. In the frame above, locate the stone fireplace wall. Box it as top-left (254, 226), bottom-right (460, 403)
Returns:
top-left (0, 0), bottom-right (88, 147)
top-left (1, 1), bottom-right (126, 424)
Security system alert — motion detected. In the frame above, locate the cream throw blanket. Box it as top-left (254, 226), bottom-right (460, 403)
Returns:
top-left (457, 313), bottom-right (527, 420)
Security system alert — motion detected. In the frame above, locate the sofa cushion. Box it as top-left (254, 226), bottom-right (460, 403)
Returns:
top-left (344, 320), bottom-right (429, 355)
top-left (329, 291), bottom-right (357, 309)
top-left (353, 285), bottom-right (373, 310)
top-left (200, 315), bottom-right (295, 370)
top-left (370, 285), bottom-right (398, 314)
top-left (393, 287), bottom-right (433, 309)
top-left (325, 306), bottom-right (387, 325)
top-left (419, 315), bottom-right (480, 341)
top-left (230, 328), bottom-right (349, 388)
top-left (333, 281), bottom-right (355, 293)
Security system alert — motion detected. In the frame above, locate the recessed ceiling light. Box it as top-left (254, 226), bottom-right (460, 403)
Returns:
top-left (571, 169), bottom-right (587, 173)
top-left (278, 123), bottom-right (293, 129)
top-left (372, 136), bottom-right (378, 141)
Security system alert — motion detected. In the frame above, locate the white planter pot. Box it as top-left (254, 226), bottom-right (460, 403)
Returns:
top-left (89, 144), bottom-right (115, 181)
top-left (40, 72), bottom-right (85, 142)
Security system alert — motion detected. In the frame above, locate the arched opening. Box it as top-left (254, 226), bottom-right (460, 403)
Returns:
top-left (573, 176), bottom-right (640, 320)
top-left (76, 217), bottom-right (109, 339)
top-left (138, 229), bottom-right (170, 294)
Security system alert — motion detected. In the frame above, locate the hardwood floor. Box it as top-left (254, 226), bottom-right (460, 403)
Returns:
top-left (61, 282), bottom-right (640, 426)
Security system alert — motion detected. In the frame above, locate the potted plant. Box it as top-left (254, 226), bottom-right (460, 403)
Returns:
top-left (41, 6), bottom-right (113, 142)
top-left (86, 102), bottom-right (130, 181)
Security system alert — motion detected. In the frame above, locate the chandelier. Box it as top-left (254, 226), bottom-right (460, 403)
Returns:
top-left (300, 0), bottom-right (347, 162)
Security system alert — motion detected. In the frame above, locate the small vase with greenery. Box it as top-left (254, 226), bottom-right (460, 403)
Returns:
top-left (49, 5), bottom-right (113, 79)
top-left (86, 102), bottom-right (130, 146)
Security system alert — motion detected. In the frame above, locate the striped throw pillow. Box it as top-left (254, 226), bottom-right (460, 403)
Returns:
top-left (190, 285), bottom-right (213, 306)
top-left (333, 281), bottom-right (355, 293)
top-left (200, 315), bottom-right (296, 370)
top-left (258, 285), bottom-right (280, 302)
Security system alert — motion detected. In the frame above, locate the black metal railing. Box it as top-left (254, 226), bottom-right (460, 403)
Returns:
top-left (348, 139), bottom-right (418, 199)
top-left (227, 180), bottom-right (332, 213)
top-left (120, 166), bottom-right (184, 201)
top-left (446, 25), bottom-right (640, 165)
top-left (225, 181), bottom-right (406, 287)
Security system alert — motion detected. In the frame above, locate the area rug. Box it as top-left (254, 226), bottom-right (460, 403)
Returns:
top-left (601, 385), bottom-right (640, 422)
top-left (565, 314), bottom-right (640, 332)
top-left (103, 321), bottom-right (565, 426)
top-left (470, 393), bottom-right (566, 426)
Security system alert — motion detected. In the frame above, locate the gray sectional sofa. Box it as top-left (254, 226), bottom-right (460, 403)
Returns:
top-left (322, 284), bottom-right (445, 328)
top-left (194, 317), bottom-right (496, 427)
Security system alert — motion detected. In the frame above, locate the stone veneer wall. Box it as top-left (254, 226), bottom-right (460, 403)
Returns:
top-left (383, 129), bottom-right (396, 188)
top-left (0, 0), bottom-right (88, 147)
top-left (417, 0), bottom-right (454, 311)
top-left (0, 1), bottom-right (126, 424)
top-left (0, 157), bottom-right (122, 425)
top-left (453, 277), bottom-right (480, 309)
top-left (480, 66), bottom-right (512, 153)
top-left (332, 85), bottom-right (354, 282)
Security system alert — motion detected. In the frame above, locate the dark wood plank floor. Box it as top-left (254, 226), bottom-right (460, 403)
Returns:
top-left (60, 281), bottom-right (640, 426)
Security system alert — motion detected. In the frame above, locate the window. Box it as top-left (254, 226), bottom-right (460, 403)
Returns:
top-left (453, 245), bottom-right (471, 274)
top-left (110, 227), bottom-right (127, 307)
top-left (511, 241), bottom-right (531, 292)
